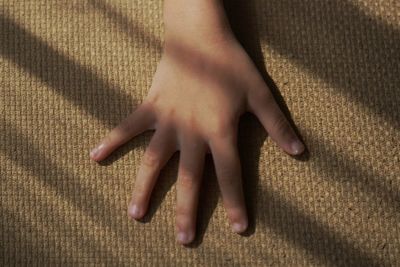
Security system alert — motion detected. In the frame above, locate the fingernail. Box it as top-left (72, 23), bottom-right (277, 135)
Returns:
top-left (177, 232), bottom-right (189, 244)
top-left (232, 222), bottom-right (246, 233)
top-left (90, 143), bottom-right (105, 159)
top-left (291, 140), bottom-right (305, 155)
top-left (128, 204), bottom-right (140, 219)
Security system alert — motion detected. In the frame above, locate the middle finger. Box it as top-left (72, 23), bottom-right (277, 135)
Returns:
top-left (175, 134), bottom-right (206, 245)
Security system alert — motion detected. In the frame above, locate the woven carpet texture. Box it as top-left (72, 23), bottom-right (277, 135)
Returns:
top-left (1, 0), bottom-right (399, 266)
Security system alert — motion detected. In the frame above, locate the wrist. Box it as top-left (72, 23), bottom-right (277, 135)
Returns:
top-left (163, 0), bottom-right (235, 46)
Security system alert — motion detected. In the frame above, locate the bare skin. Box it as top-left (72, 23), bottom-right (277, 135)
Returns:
top-left (89, 0), bottom-right (305, 245)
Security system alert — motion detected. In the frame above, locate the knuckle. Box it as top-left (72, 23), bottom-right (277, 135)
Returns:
top-left (145, 93), bottom-right (160, 106)
top-left (250, 88), bottom-right (273, 107)
top-left (142, 150), bottom-right (160, 169)
top-left (272, 115), bottom-right (290, 135)
top-left (115, 120), bottom-right (133, 134)
top-left (217, 159), bottom-right (241, 185)
top-left (116, 106), bottom-right (147, 133)
top-left (217, 167), bottom-right (235, 185)
top-left (258, 88), bottom-right (274, 103)
top-left (208, 118), bottom-right (234, 139)
top-left (178, 173), bottom-right (196, 191)
top-left (158, 106), bottom-right (176, 121)
top-left (176, 205), bottom-right (190, 219)
top-left (142, 95), bottom-right (160, 114)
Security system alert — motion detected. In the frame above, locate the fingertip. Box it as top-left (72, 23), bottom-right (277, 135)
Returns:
top-left (90, 143), bottom-right (106, 161)
top-left (175, 217), bottom-right (196, 245)
top-left (89, 153), bottom-right (101, 162)
top-left (230, 213), bottom-right (248, 234)
top-left (128, 204), bottom-right (144, 220)
top-left (226, 207), bottom-right (248, 234)
top-left (232, 221), bottom-right (248, 234)
top-left (176, 229), bottom-right (195, 245)
top-left (289, 140), bottom-right (305, 155)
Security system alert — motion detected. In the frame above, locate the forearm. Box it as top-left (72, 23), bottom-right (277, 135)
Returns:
top-left (163, 0), bottom-right (235, 44)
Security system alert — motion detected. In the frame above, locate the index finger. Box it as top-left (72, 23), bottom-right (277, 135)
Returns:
top-left (90, 102), bottom-right (156, 161)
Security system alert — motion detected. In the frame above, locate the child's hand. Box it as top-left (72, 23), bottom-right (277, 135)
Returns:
top-left (89, 0), bottom-right (305, 245)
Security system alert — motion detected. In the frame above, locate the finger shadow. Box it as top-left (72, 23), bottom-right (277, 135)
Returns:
top-left (0, 13), bottom-right (138, 129)
top-left (0, 119), bottom-right (126, 265)
top-left (224, 1), bottom-right (394, 265)
top-left (134, 151), bottom-right (220, 248)
top-left (186, 154), bottom-right (220, 248)
top-left (136, 152), bottom-right (179, 224)
top-left (247, 0), bottom-right (399, 211)
top-left (98, 130), bottom-right (180, 225)
top-left (260, 0), bottom-right (400, 127)
top-left (237, 113), bottom-right (267, 237)
top-left (224, 0), bottom-right (310, 162)
top-left (223, 0), bottom-right (311, 238)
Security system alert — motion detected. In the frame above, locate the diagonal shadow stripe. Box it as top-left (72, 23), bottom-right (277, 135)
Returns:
top-left (228, 2), bottom-right (396, 265)
top-left (69, 1), bottom-right (397, 263)
top-left (0, 13), bottom-right (138, 128)
top-left (1, 208), bottom-right (67, 265)
top-left (239, 114), bottom-right (386, 266)
top-left (258, 0), bottom-right (400, 126)
top-left (0, 206), bottom-right (121, 265)
top-left (309, 133), bottom-right (400, 212)
top-left (4, 1), bottom-right (396, 131)
top-left (259, 186), bottom-right (383, 266)
top-left (0, 117), bottom-right (130, 264)
top-left (0, 3), bottom-right (396, 262)
top-left (88, 0), bottom-right (162, 51)
top-left (225, 0), bottom-right (399, 214)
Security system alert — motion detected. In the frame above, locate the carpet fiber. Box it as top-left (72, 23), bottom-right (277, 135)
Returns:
top-left (1, 0), bottom-right (399, 266)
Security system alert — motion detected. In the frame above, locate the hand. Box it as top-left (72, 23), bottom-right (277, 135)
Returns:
top-left (89, 0), bottom-right (305, 245)
top-left (89, 32), bottom-right (305, 245)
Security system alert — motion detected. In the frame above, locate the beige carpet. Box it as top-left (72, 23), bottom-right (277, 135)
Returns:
top-left (1, 0), bottom-right (399, 266)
